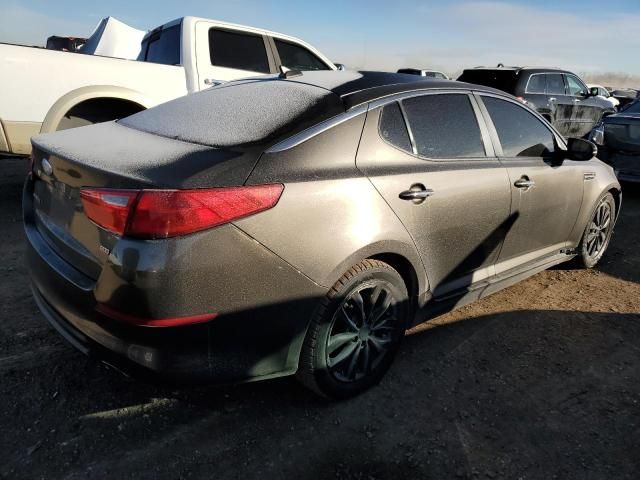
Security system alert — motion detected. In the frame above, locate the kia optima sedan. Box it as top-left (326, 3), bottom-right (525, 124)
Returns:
top-left (25, 71), bottom-right (620, 399)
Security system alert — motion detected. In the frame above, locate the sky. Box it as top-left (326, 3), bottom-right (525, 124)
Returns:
top-left (1, 0), bottom-right (639, 77)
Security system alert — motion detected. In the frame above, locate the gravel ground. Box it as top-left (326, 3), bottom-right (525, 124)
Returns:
top-left (0, 155), bottom-right (639, 480)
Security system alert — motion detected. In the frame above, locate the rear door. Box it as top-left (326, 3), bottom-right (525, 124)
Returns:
top-left (194, 22), bottom-right (276, 88)
top-left (356, 92), bottom-right (512, 298)
top-left (477, 94), bottom-right (584, 273)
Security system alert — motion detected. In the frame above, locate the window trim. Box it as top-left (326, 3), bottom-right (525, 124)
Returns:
top-left (524, 73), bottom-right (547, 95)
top-left (370, 91), bottom-right (494, 161)
top-left (208, 27), bottom-right (275, 73)
top-left (474, 92), bottom-right (566, 158)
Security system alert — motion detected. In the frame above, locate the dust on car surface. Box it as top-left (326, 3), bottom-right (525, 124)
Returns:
top-left (1, 156), bottom-right (639, 479)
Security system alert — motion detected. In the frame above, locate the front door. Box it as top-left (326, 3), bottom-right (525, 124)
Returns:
top-left (559, 74), bottom-right (605, 138)
top-left (356, 93), bottom-right (512, 297)
top-left (478, 94), bottom-right (584, 274)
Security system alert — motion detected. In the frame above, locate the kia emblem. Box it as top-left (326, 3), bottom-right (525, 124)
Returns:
top-left (42, 158), bottom-right (53, 176)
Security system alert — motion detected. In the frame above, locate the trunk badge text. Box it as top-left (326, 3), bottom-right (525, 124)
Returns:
top-left (41, 158), bottom-right (53, 176)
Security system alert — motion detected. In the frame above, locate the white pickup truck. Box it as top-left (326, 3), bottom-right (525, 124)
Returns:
top-left (0, 16), bottom-right (336, 155)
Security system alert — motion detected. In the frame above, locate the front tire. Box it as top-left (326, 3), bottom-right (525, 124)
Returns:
top-left (577, 193), bottom-right (615, 268)
top-left (297, 260), bottom-right (409, 399)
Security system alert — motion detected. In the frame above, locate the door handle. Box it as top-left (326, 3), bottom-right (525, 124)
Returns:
top-left (514, 177), bottom-right (535, 190)
top-left (572, 98), bottom-right (580, 103)
top-left (549, 97), bottom-right (556, 103)
top-left (399, 185), bottom-right (434, 202)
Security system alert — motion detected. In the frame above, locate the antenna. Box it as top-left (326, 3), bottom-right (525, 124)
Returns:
top-left (279, 65), bottom-right (303, 79)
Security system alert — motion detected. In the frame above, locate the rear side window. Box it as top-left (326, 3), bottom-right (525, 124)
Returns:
top-left (139, 25), bottom-right (181, 65)
top-left (274, 39), bottom-right (329, 71)
top-left (209, 29), bottom-right (270, 73)
top-left (546, 74), bottom-right (565, 95)
top-left (378, 102), bottom-right (412, 152)
top-left (483, 96), bottom-right (555, 157)
top-left (402, 94), bottom-right (485, 158)
top-left (526, 74), bottom-right (546, 94)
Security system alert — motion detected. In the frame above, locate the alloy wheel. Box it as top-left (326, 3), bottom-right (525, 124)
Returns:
top-left (585, 201), bottom-right (613, 260)
top-left (326, 282), bottom-right (399, 383)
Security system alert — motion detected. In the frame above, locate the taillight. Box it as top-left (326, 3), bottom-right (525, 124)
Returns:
top-left (80, 184), bottom-right (283, 239)
top-left (80, 189), bottom-right (138, 235)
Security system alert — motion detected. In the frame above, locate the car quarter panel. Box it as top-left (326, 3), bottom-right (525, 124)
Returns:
top-left (236, 112), bottom-right (427, 296)
top-left (26, 175), bottom-right (327, 380)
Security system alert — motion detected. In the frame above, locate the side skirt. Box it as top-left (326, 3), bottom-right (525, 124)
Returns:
top-left (411, 251), bottom-right (575, 327)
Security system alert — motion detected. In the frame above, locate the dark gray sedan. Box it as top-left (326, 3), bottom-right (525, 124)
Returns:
top-left (593, 99), bottom-right (640, 183)
top-left (25, 71), bottom-right (621, 399)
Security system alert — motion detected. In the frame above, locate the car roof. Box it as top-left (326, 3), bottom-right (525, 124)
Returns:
top-left (279, 71), bottom-right (506, 109)
top-left (464, 66), bottom-right (573, 75)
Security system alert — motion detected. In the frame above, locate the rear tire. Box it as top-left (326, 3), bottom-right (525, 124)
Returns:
top-left (297, 260), bottom-right (409, 399)
top-left (576, 193), bottom-right (615, 268)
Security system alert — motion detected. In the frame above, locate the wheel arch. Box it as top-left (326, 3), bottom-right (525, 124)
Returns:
top-left (322, 240), bottom-right (428, 308)
top-left (40, 86), bottom-right (151, 133)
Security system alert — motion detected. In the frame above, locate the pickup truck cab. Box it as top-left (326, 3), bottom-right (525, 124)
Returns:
top-left (0, 16), bottom-right (336, 155)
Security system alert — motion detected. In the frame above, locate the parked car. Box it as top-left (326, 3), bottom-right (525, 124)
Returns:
top-left (0, 16), bottom-right (336, 156)
top-left (397, 68), bottom-right (449, 79)
top-left (588, 84), bottom-right (620, 109)
top-left (25, 71), bottom-right (620, 399)
top-left (610, 89), bottom-right (639, 109)
top-left (458, 66), bottom-right (615, 138)
top-left (45, 36), bottom-right (86, 52)
top-left (591, 99), bottom-right (640, 182)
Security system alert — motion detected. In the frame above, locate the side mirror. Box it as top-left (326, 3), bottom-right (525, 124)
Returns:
top-left (590, 87), bottom-right (599, 97)
top-left (565, 138), bottom-right (597, 161)
top-left (335, 63), bottom-right (346, 71)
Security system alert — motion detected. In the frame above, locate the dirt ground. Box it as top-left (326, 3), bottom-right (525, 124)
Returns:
top-left (0, 156), bottom-right (639, 480)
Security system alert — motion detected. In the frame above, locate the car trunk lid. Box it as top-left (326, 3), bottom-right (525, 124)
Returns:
top-left (29, 121), bottom-right (264, 279)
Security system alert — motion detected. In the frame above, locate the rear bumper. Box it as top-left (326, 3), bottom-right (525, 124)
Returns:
top-left (24, 176), bottom-right (328, 383)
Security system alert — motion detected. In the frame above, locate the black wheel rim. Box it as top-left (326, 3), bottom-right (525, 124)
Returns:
top-left (326, 282), bottom-right (398, 383)
top-left (585, 201), bottom-right (612, 260)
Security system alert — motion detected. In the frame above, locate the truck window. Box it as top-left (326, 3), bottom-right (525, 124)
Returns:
top-left (139, 25), bottom-right (181, 65)
top-left (209, 29), bottom-right (270, 73)
top-left (274, 39), bottom-right (330, 71)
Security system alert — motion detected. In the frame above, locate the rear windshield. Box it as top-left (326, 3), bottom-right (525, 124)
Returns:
top-left (458, 70), bottom-right (518, 93)
top-left (138, 24), bottom-right (181, 65)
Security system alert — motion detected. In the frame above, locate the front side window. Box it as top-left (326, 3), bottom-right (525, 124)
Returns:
top-left (566, 75), bottom-right (587, 96)
top-left (274, 39), bottom-right (329, 71)
top-left (526, 74), bottom-right (546, 94)
top-left (209, 29), bottom-right (270, 73)
top-left (546, 74), bottom-right (565, 95)
top-left (139, 25), bottom-right (181, 65)
top-left (378, 102), bottom-right (412, 152)
top-left (483, 96), bottom-right (556, 157)
top-left (402, 94), bottom-right (486, 159)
